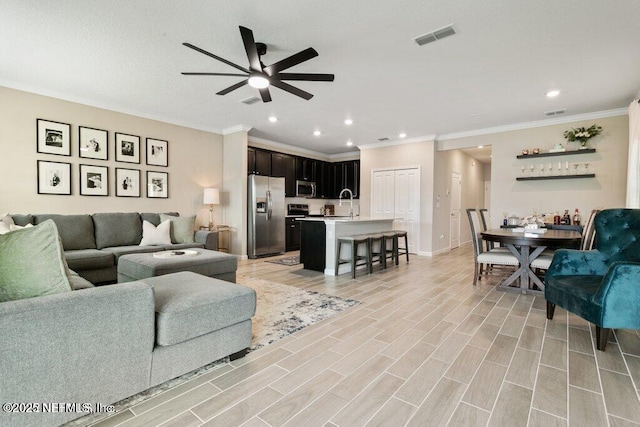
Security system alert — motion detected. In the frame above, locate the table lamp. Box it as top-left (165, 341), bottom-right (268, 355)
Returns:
top-left (203, 187), bottom-right (220, 229)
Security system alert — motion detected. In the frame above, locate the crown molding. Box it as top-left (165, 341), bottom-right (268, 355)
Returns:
top-left (358, 134), bottom-right (437, 151)
top-left (223, 124), bottom-right (253, 135)
top-left (248, 136), bottom-right (333, 160)
top-left (436, 108), bottom-right (628, 141)
top-left (0, 81), bottom-right (225, 134)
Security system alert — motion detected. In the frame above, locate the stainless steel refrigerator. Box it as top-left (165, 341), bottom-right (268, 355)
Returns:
top-left (248, 174), bottom-right (286, 258)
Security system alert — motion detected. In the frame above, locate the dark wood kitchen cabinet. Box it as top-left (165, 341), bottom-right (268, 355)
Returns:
top-left (296, 157), bottom-right (317, 182)
top-left (272, 153), bottom-right (296, 196)
top-left (247, 148), bottom-right (272, 176)
top-left (332, 160), bottom-right (360, 198)
top-left (285, 217), bottom-right (301, 251)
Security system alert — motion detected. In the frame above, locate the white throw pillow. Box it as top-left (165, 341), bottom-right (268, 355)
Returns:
top-left (0, 213), bottom-right (15, 227)
top-left (0, 222), bottom-right (32, 235)
top-left (139, 220), bottom-right (172, 246)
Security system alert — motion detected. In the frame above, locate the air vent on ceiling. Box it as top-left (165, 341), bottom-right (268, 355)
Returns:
top-left (241, 96), bottom-right (261, 105)
top-left (415, 24), bottom-right (456, 46)
top-left (378, 137), bottom-right (390, 142)
top-left (544, 109), bottom-right (566, 116)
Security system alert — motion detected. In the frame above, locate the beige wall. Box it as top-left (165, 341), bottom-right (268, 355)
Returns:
top-left (0, 86), bottom-right (224, 227)
top-left (360, 139), bottom-right (436, 255)
top-left (223, 131), bottom-right (248, 256)
top-left (439, 114), bottom-right (629, 229)
top-left (433, 150), bottom-right (486, 252)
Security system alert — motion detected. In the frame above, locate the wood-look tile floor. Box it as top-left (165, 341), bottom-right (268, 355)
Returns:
top-left (93, 245), bottom-right (640, 427)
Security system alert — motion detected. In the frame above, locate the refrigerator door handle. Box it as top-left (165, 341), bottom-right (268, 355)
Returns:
top-left (267, 190), bottom-right (272, 221)
top-left (311, 183), bottom-right (316, 198)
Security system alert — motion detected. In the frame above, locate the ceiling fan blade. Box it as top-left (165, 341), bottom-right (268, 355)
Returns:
top-left (263, 48), bottom-right (318, 75)
top-left (239, 26), bottom-right (262, 72)
top-left (259, 87), bottom-right (272, 103)
top-left (270, 80), bottom-right (313, 100)
top-left (216, 79), bottom-right (248, 95)
top-left (182, 72), bottom-right (247, 77)
top-left (183, 42), bottom-right (249, 73)
top-left (277, 73), bottom-right (335, 82)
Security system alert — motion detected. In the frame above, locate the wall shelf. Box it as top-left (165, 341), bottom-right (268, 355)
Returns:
top-left (516, 174), bottom-right (595, 181)
top-left (516, 148), bottom-right (595, 159)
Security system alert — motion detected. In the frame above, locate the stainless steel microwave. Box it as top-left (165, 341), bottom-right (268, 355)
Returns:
top-left (296, 180), bottom-right (316, 198)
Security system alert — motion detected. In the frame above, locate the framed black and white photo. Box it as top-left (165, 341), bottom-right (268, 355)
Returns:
top-left (116, 168), bottom-right (141, 197)
top-left (37, 160), bottom-right (71, 195)
top-left (37, 119), bottom-right (71, 156)
top-left (79, 126), bottom-right (108, 160)
top-left (115, 132), bottom-right (140, 163)
top-left (79, 164), bottom-right (109, 196)
top-left (147, 171), bottom-right (168, 198)
top-left (146, 138), bottom-right (168, 167)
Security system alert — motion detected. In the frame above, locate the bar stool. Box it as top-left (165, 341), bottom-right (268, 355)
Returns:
top-left (394, 230), bottom-right (409, 264)
top-left (336, 235), bottom-right (370, 279)
top-left (362, 233), bottom-right (385, 272)
top-left (381, 231), bottom-right (398, 267)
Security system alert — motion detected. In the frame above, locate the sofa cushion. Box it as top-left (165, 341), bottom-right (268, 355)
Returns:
top-left (34, 214), bottom-right (96, 250)
top-left (64, 249), bottom-right (115, 271)
top-left (160, 214), bottom-right (195, 244)
top-left (10, 214), bottom-right (33, 226)
top-left (68, 269), bottom-right (95, 290)
top-left (141, 212), bottom-right (178, 227)
top-left (93, 212), bottom-right (142, 249)
top-left (140, 220), bottom-right (172, 246)
top-left (0, 220), bottom-right (72, 302)
top-left (101, 245), bottom-right (160, 261)
top-left (141, 271), bottom-right (255, 346)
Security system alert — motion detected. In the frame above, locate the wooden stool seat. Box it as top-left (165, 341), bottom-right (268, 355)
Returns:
top-left (336, 235), bottom-right (370, 279)
top-left (393, 230), bottom-right (409, 264)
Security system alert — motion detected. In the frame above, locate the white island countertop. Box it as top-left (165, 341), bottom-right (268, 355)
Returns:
top-left (296, 216), bottom-right (396, 223)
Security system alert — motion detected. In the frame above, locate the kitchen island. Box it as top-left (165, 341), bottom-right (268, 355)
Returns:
top-left (298, 217), bottom-right (396, 276)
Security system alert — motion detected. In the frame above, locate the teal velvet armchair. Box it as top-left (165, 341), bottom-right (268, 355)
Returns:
top-left (545, 209), bottom-right (640, 351)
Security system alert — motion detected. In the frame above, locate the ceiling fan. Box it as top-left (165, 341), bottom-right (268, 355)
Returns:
top-left (182, 26), bottom-right (335, 102)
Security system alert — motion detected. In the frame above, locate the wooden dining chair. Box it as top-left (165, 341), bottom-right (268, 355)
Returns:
top-left (466, 208), bottom-right (519, 286)
top-left (530, 209), bottom-right (601, 271)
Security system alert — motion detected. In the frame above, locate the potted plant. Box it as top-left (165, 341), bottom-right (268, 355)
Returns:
top-left (563, 124), bottom-right (602, 149)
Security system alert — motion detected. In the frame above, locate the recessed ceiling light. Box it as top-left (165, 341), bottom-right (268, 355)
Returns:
top-left (346, 140), bottom-right (353, 146)
top-left (546, 90), bottom-right (560, 98)
top-left (399, 132), bottom-right (407, 138)
top-left (344, 119), bottom-right (353, 125)
top-left (313, 130), bottom-right (321, 136)
top-left (268, 116), bottom-right (278, 123)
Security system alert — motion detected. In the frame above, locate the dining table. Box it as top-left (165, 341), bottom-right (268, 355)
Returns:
top-left (480, 228), bottom-right (582, 295)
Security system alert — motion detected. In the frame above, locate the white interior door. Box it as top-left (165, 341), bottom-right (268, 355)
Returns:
top-left (372, 170), bottom-right (394, 218)
top-left (395, 168), bottom-right (420, 253)
top-left (372, 167), bottom-right (420, 254)
top-left (450, 172), bottom-right (461, 249)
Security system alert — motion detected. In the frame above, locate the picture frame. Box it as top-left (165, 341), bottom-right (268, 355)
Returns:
top-left (79, 164), bottom-right (109, 196)
top-left (37, 160), bottom-right (71, 195)
top-left (37, 119), bottom-right (71, 156)
top-left (147, 171), bottom-right (168, 198)
top-left (79, 126), bottom-right (108, 160)
top-left (115, 132), bottom-right (140, 163)
top-left (146, 138), bottom-right (168, 167)
top-left (115, 168), bottom-right (141, 197)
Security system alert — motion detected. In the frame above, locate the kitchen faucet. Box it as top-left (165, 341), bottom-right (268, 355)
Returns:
top-left (338, 188), bottom-right (354, 219)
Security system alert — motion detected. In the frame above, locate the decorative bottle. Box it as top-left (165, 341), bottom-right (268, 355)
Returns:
top-left (562, 210), bottom-right (571, 225)
top-left (573, 209), bottom-right (581, 226)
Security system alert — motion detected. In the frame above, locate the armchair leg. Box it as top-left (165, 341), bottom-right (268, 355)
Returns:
top-left (596, 326), bottom-right (610, 351)
top-left (546, 302), bottom-right (556, 320)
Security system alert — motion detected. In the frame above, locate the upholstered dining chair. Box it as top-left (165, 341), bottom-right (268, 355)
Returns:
top-left (466, 208), bottom-right (519, 286)
top-left (545, 208), bottom-right (640, 351)
top-left (530, 208), bottom-right (601, 271)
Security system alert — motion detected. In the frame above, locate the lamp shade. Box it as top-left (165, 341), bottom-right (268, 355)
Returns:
top-left (203, 187), bottom-right (220, 205)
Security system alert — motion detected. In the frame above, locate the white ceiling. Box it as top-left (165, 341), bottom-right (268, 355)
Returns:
top-left (2, 1), bottom-right (639, 155)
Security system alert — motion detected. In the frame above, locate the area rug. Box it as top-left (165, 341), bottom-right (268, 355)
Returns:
top-left (265, 255), bottom-right (301, 266)
top-left (66, 275), bottom-right (358, 426)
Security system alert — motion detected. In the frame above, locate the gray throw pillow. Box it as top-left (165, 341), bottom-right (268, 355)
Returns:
top-left (0, 219), bottom-right (72, 302)
top-left (159, 214), bottom-right (195, 244)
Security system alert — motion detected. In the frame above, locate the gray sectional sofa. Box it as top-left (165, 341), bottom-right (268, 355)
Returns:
top-left (0, 216), bottom-right (255, 426)
top-left (10, 212), bottom-right (226, 284)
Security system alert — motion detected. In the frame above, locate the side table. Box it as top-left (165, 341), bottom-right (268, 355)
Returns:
top-left (199, 225), bottom-right (231, 253)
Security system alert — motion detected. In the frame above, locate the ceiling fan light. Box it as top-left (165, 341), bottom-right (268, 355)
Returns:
top-left (248, 75), bottom-right (269, 89)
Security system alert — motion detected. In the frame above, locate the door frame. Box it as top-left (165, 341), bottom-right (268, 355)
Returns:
top-left (450, 171), bottom-right (462, 249)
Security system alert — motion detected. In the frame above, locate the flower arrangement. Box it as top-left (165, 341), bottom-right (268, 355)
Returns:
top-left (563, 124), bottom-right (602, 147)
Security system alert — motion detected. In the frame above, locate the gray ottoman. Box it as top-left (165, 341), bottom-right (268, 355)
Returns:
top-left (118, 248), bottom-right (237, 283)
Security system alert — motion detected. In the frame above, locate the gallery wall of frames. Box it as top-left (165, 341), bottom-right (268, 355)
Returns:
top-left (35, 118), bottom-right (169, 198)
